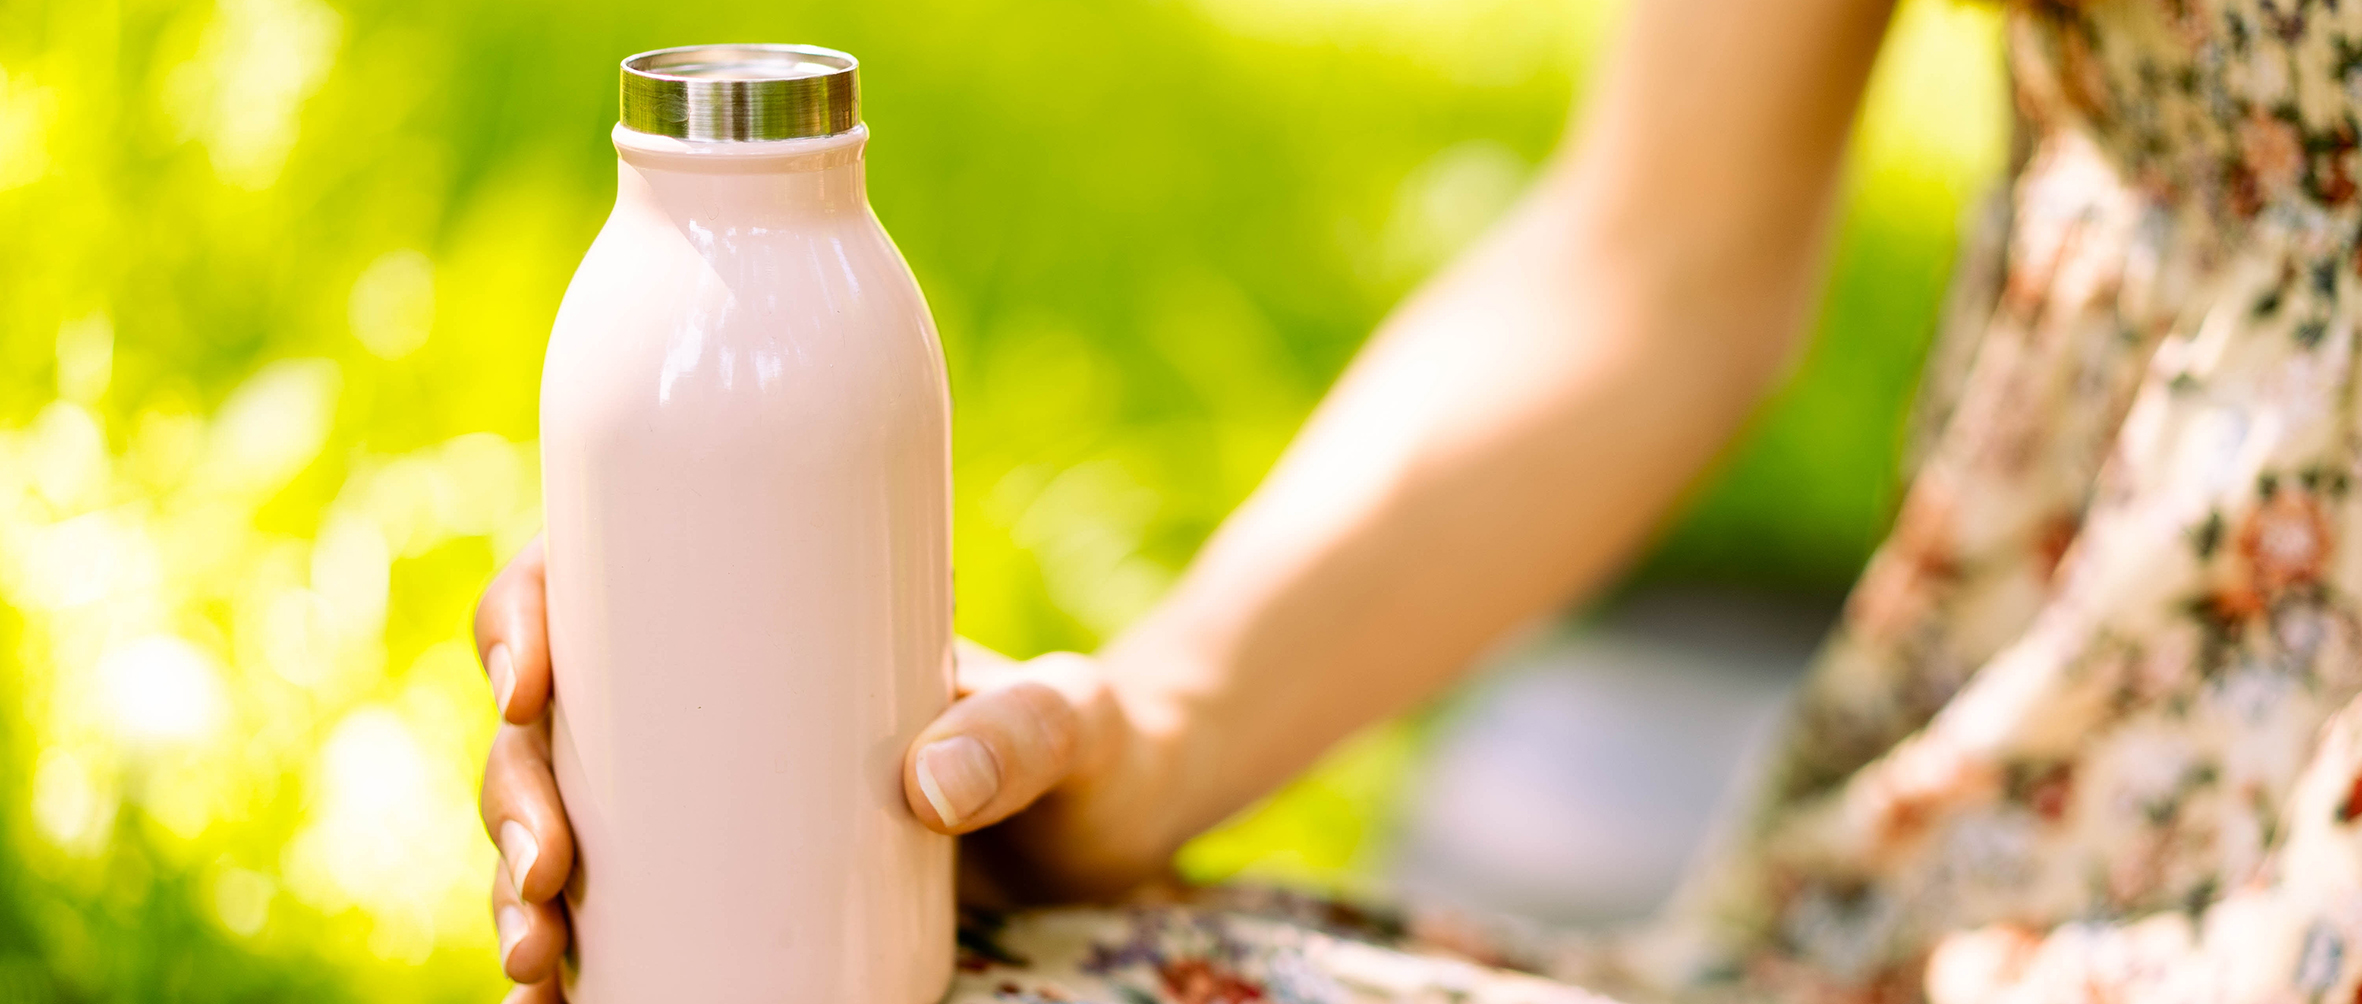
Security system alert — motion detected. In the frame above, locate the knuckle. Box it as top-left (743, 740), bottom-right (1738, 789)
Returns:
top-left (482, 732), bottom-right (548, 813)
top-left (480, 752), bottom-right (514, 813)
top-left (476, 565), bottom-right (518, 624)
top-left (488, 724), bottom-right (530, 767)
top-left (1006, 681), bottom-right (1080, 764)
top-left (1032, 650), bottom-right (1096, 678)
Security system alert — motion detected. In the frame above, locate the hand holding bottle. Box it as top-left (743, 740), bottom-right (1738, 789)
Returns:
top-left (474, 538), bottom-right (1183, 1001)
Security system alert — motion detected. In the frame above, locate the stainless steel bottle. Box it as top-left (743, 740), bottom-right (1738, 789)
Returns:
top-left (540, 45), bottom-right (955, 1002)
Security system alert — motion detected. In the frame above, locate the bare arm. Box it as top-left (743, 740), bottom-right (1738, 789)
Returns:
top-left (1102, 0), bottom-right (1902, 863)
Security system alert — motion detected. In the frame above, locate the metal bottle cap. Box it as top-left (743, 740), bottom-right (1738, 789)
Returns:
top-left (619, 44), bottom-right (861, 141)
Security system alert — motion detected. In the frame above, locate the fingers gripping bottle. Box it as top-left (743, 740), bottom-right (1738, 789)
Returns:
top-left (539, 45), bottom-right (954, 1002)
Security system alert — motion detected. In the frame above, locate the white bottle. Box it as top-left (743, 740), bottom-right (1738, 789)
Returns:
top-left (539, 44), bottom-right (954, 1003)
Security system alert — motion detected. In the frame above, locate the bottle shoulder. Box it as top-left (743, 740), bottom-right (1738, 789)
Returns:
top-left (542, 200), bottom-right (944, 432)
top-left (558, 200), bottom-right (919, 322)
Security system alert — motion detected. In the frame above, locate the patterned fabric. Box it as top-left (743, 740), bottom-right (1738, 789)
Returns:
top-left (949, 898), bottom-right (1609, 1004)
top-left (948, 2), bottom-right (2362, 1001)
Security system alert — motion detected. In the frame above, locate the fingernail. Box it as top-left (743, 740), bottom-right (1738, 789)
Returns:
top-left (915, 735), bottom-right (999, 828)
top-left (488, 643), bottom-right (516, 718)
top-left (496, 905), bottom-right (528, 970)
top-left (500, 820), bottom-right (540, 896)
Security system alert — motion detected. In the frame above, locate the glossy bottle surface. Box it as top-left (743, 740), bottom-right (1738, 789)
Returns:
top-left (540, 123), bottom-right (954, 1002)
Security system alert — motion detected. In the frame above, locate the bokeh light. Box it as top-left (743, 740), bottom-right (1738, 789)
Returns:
top-left (0, 0), bottom-right (2001, 997)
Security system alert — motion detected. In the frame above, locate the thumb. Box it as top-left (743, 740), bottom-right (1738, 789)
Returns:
top-left (903, 652), bottom-right (1102, 834)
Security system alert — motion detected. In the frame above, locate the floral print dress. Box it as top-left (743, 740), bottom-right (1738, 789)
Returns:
top-left (948, 1), bottom-right (2362, 1001)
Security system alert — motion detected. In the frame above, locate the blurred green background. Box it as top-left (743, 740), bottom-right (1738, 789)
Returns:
top-left (0, 0), bottom-right (2002, 998)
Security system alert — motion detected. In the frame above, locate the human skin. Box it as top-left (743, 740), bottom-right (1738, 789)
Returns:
top-left (476, 0), bottom-right (1901, 995)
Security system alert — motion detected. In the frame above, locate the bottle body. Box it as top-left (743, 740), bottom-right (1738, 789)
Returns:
top-left (540, 125), bottom-right (953, 1002)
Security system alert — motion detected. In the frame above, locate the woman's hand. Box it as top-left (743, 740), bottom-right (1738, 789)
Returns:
top-left (473, 538), bottom-right (1182, 1002)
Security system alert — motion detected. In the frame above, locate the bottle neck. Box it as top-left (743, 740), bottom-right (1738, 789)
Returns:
top-left (611, 124), bottom-right (871, 223)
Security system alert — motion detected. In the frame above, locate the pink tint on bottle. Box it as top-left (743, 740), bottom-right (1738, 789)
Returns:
top-left (539, 123), bottom-right (954, 1002)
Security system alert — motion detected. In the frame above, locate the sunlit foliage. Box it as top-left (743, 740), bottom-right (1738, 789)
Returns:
top-left (0, 0), bottom-right (1999, 997)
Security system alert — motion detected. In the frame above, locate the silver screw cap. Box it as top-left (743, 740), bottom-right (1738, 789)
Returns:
top-left (620, 44), bottom-right (860, 142)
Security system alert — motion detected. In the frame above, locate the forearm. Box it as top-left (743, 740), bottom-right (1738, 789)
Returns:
top-left (1106, 185), bottom-right (1816, 846)
top-left (1100, 0), bottom-right (1900, 851)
